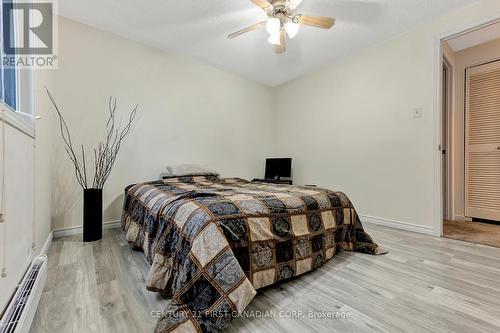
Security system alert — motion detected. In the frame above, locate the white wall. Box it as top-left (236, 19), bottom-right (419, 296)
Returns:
top-left (34, 69), bottom-right (54, 253)
top-left (274, 0), bottom-right (500, 234)
top-left (36, 17), bottom-right (274, 230)
top-left (0, 119), bottom-right (35, 311)
top-left (0, 56), bottom-right (52, 313)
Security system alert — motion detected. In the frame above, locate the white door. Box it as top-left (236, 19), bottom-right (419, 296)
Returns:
top-left (465, 61), bottom-right (500, 222)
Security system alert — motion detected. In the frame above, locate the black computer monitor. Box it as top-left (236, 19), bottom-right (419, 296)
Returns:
top-left (265, 158), bottom-right (292, 180)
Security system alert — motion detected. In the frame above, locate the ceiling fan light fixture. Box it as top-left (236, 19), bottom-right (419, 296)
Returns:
top-left (228, 1), bottom-right (336, 54)
top-left (285, 21), bottom-right (300, 39)
top-left (268, 31), bottom-right (281, 45)
top-left (266, 17), bottom-right (281, 35)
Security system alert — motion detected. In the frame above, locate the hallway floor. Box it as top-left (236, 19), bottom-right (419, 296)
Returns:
top-left (443, 220), bottom-right (500, 248)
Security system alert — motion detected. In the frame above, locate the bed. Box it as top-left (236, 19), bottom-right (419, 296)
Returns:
top-left (121, 175), bottom-right (383, 333)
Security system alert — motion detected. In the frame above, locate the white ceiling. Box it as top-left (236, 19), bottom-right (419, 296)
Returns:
top-left (447, 21), bottom-right (500, 52)
top-left (59, 0), bottom-right (476, 86)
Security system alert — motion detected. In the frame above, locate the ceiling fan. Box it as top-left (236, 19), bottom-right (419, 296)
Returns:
top-left (228, 0), bottom-right (335, 54)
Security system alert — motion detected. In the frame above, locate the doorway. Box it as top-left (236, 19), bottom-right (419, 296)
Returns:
top-left (439, 22), bottom-right (500, 247)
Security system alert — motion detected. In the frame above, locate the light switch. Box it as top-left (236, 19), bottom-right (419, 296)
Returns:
top-left (412, 107), bottom-right (422, 119)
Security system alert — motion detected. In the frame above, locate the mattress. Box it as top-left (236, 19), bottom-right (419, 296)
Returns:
top-left (121, 175), bottom-right (382, 333)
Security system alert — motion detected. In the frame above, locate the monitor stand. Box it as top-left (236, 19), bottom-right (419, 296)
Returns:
top-left (252, 177), bottom-right (292, 185)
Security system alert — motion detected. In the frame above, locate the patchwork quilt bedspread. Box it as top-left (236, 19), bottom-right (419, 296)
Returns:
top-left (121, 175), bottom-right (382, 333)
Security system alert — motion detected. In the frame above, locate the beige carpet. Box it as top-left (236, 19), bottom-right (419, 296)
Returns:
top-left (443, 220), bottom-right (500, 248)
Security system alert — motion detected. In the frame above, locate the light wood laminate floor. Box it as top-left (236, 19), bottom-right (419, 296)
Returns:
top-left (31, 224), bottom-right (500, 333)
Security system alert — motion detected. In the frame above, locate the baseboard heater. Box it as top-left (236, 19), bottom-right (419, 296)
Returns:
top-left (0, 255), bottom-right (47, 333)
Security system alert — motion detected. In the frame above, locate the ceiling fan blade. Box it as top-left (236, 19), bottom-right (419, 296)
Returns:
top-left (298, 15), bottom-right (335, 29)
top-left (228, 21), bottom-right (266, 38)
top-left (275, 29), bottom-right (287, 54)
top-left (251, 0), bottom-right (272, 10)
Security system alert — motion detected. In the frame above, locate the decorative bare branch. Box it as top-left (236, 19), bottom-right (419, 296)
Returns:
top-left (46, 88), bottom-right (138, 190)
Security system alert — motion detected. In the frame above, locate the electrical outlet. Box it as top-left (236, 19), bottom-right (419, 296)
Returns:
top-left (1, 267), bottom-right (7, 278)
top-left (412, 107), bottom-right (423, 119)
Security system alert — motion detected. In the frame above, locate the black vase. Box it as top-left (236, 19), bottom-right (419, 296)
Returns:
top-left (83, 188), bottom-right (103, 242)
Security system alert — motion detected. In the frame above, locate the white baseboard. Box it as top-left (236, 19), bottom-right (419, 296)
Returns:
top-left (360, 214), bottom-right (436, 236)
top-left (53, 220), bottom-right (122, 238)
top-left (39, 231), bottom-right (53, 255)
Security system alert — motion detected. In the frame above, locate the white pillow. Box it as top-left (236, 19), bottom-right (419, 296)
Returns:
top-left (165, 164), bottom-right (219, 177)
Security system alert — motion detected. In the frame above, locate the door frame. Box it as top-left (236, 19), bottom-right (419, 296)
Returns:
top-left (433, 16), bottom-right (500, 236)
top-left (442, 57), bottom-right (452, 221)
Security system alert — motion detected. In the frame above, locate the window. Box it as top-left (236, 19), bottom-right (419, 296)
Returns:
top-left (0, 0), bottom-right (18, 111)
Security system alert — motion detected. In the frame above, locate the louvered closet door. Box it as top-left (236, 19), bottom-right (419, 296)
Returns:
top-left (466, 61), bottom-right (500, 222)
